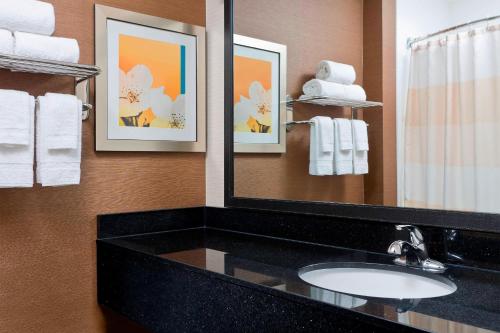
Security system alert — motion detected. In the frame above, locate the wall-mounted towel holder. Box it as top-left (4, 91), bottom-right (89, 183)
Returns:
top-left (0, 53), bottom-right (101, 121)
top-left (284, 95), bottom-right (381, 131)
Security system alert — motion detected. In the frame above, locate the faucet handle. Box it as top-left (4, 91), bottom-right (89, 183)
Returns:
top-left (395, 225), bottom-right (424, 245)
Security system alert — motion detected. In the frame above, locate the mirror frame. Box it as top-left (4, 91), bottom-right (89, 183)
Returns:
top-left (223, 0), bottom-right (500, 233)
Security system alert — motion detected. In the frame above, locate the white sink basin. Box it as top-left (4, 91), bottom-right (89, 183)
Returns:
top-left (299, 263), bottom-right (457, 299)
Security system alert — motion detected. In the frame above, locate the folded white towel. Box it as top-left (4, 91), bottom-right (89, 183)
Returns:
top-left (352, 120), bottom-right (369, 151)
top-left (0, 89), bottom-right (33, 146)
top-left (0, 29), bottom-right (14, 54)
top-left (0, 96), bottom-right (35, 188)
top-left (345, 85), bottom-right (367, 101)
top-left (303, 79), bottom-right (346, 98)
top-left (36, 96), bottom-right (82, 187)
top-left (352, 120), bottom-right (369, 175)
top-left (335, 118), bottom-right (353, 150)
top-left (309, 117), bottom-right (334, 176)
top-left (44, 93), bottom-right (80, 150)
top-left (333, 118), bottom-right (353, 175)
top-left (316, 60), bottom-right (356, 85)
top-left (0, 0), bottom-right (55, 36)
top-left (14, 32), bottom-right (80, 63)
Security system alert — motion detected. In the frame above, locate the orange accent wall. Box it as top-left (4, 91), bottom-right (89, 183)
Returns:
top-left (0, 1), bottom-right (206, 332)
top-left (363, 0), bottom-right (397, 206)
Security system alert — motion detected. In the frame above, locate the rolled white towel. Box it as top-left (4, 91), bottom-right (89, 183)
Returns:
top-left (303, 79), bottom-right (347, 98)
top-left (0, 29), bottom-right (14, 55)
top-left (345, 85), bottom-right (367, 101)
top-left (14, 32), bottom-right (80, 63)
top-left (316, 60), bottom-right (356, 85)
top-left (0, 0), bottom-right (55, 36)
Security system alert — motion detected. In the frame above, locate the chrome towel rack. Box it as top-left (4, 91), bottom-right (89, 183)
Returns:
top-left (285, 95), bottom-right (380, 131)
top-left (0, 53), bottom-right (101, 120)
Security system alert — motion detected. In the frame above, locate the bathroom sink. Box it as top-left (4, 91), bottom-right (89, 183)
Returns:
top-left (299, 263), bottom-right (457, 299)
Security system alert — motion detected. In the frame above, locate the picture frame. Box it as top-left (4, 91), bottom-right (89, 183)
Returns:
top-left (233, 35), bottom-right (287, 153)
top-left (95, 5), bottom-right (206, 152)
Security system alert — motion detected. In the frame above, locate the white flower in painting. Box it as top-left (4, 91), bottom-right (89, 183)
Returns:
top-left (150, 94), bottom-right (186, 129)
top-left (234, 81), bottom-right (272, 132)
top-left (149, 86), bottom-right (173, 119)
top-left (120, 64), bottom-right (155, 117)
top-left (120, 64), bottom-right (186, 128)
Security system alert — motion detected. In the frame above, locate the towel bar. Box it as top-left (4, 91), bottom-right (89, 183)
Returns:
top-left (285, 119), bottom-right (369, 131)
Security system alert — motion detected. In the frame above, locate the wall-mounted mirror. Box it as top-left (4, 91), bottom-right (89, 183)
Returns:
top-left (228, 0), bottom-right (500, 221)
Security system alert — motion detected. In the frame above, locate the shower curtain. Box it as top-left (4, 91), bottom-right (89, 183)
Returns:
top-left (403, 24), bottom-right (500, 213)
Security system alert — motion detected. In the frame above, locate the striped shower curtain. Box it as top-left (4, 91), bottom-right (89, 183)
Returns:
top-left (403, 24), bottom-right (500, 213)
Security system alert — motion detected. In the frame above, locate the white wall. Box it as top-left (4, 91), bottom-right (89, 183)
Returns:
top-left (448, 0), bottom-right (500, 26)
top-left (205, 0), bottom-right (225, 207)
top-left (395, 0), bottom-right (500, 205)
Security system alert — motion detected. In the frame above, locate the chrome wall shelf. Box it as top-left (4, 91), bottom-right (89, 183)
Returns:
top-left (287, 96), bottom-right (383, 109)
top-left (285, 95), bottom-right (383, 131)
top-left (0, 53), bottom-right (101, 120)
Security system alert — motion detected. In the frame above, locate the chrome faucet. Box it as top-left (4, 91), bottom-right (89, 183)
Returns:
top-left (387, 225), bottom-right (446, 273)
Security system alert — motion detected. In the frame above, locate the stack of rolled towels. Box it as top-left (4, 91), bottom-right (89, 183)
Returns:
top-left (302, 60), bottom-right (367, 101)
top-left (0, 0), bottom-right (80, 63)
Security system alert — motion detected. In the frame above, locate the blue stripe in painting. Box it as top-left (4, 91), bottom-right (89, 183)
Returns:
top-left (180, 45), bottom-right (186, 94)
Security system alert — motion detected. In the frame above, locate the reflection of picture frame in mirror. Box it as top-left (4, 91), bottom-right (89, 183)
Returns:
top-left (95, 5), bottom-right (206, 152)
top-left (234, 35), bottom-right (287, 153)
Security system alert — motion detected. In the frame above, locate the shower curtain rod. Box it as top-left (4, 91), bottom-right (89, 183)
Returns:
top-left (407, 14), bottom-right (500, 48)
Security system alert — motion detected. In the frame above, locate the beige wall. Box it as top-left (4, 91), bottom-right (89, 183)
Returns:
top-left (0, 1), bottom-right (206, 332)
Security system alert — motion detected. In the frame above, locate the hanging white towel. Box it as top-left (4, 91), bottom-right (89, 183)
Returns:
top-left (0, 89), bottom-right (32, 146)
top-left (0, 29), bottom-right (14, 54)
top-left (0, 96), bottom-right (35, 188)
top-left (44, 93), bottom-right (80, 150)
top-left (0, 0), bottom-right (55, 36)
top-left (303, 79), bottom-right (347, 98)
top-left (333, 118), bottom-right (353, 175)
top-left (36, 96), bottom-right (82, 187)
top-left (352, 120), bottom-right (369, 175)
top-left (345, 85), bottom-right (367, 101)
top-left (335, 118), bottom-right (353, 150)
top-left (14, 32), bottom-right (80, 63)
top-left (309, 116), bottom-right (334, 176)
top-left (316, 60), bottom-right (356, 85)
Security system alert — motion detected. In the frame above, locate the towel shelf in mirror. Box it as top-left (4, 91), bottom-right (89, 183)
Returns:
top-left (287, 95), bottom-right (383, 109)
top-left (0, 53), bottom-right (101, 120)
top-left (285, 96), bottom-right (381, 131)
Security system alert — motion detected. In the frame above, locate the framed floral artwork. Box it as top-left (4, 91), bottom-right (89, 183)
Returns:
top-left (95, 5), bottom-right (206, 152)
top-left (234, 35), bottom-right (287, 153)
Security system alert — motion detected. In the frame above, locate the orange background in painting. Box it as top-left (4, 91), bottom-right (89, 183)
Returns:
top-left (234, 55), bottom-right (272, 103)
top-left (119, 34), bottom-right (181, 99)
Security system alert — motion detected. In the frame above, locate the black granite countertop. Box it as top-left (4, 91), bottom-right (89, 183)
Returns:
top-left (100, 227), bottom-right (500, 333)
